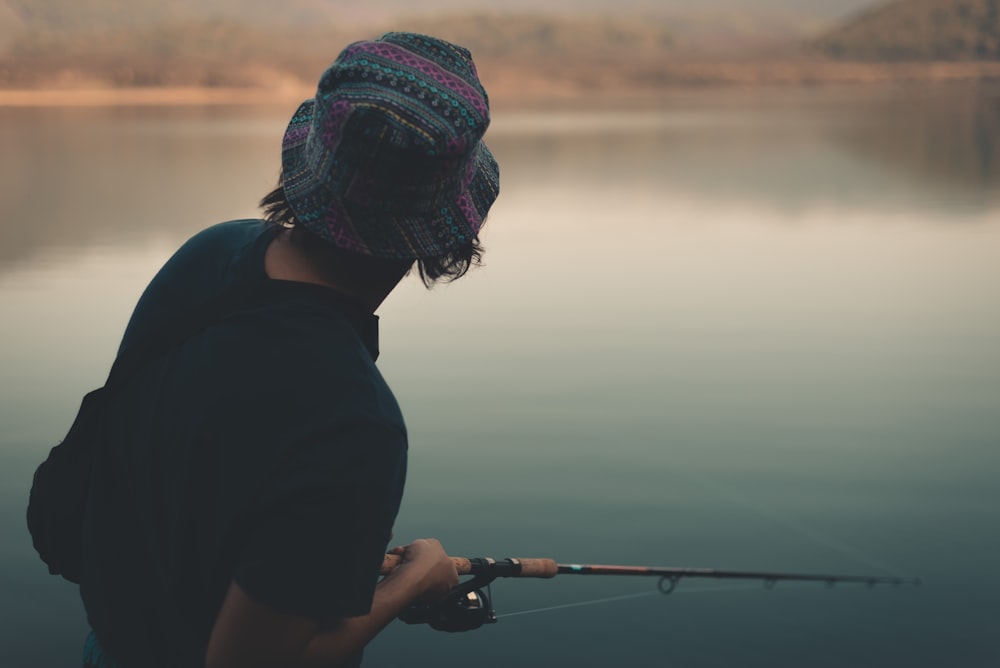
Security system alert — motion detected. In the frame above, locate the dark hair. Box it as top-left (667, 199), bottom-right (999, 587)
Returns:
top-left (260, 180), bottom-right (483, 288)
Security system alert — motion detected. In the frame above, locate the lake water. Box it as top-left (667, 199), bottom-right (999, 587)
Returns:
top-left (1, 84), bottom-right (998, 667)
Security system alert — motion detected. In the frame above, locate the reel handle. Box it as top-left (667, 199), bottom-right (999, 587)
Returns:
top-left (380, 554), bottom-right (558, 578)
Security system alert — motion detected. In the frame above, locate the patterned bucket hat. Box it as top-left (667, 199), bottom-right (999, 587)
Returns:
top-left (281, 32), bottom-right (500, 259)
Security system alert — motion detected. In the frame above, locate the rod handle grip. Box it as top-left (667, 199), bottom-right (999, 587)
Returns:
top-left (517, 558), bottom-right (560, 578)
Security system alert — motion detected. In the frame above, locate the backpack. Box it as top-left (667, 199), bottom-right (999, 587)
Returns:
top-left (27, 386), bottom-right (112, 583)
top-left (26, 281), bottom-right (277, 583)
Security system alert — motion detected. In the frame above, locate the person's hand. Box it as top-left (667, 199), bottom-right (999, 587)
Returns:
top-left (386, 539), bottom-right (459, 605)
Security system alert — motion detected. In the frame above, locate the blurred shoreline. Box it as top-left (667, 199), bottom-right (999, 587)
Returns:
top-left (2, 60), bottom-right (999, 108)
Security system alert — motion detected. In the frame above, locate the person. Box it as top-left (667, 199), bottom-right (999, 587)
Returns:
top-left (77, 32), bottom-right (500, 668)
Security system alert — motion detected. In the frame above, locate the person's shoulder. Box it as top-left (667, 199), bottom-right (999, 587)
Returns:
top-left (150, 219), bottom-right (273, 288)
top-left (117, 220), bottom-right (275, 355)
top-left (177, 219), bottom-right (270, 255)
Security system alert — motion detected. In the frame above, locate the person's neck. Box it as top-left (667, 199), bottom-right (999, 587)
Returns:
top-left (264, 229), bottom-right (409, 312)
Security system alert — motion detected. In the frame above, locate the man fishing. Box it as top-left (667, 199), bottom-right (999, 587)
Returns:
top-left (74, 32), bottom-right (500, 667)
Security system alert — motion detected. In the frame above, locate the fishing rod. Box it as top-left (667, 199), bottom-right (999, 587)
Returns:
top-left (382, 554), bottom-right (920, 632)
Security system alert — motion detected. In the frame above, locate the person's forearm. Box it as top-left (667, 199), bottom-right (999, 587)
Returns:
top-left (300, 567), bottom-right (428, 667)
top-left (206, 572), bottom-right (425, 668)
top-left (207, 541), bottom-right (457, 668)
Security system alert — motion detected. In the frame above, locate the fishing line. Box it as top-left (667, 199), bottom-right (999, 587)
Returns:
top-left (500, 583), bottom-right (778, 619)
top-left (500, 590), bottom-right (660, 618)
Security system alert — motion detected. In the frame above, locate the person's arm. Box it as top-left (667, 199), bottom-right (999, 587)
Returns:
top-left (205, 539), bottom-right (458, 668)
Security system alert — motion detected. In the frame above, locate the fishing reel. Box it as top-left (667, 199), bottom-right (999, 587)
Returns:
top-left (398, 574), bottom-right (498, 632)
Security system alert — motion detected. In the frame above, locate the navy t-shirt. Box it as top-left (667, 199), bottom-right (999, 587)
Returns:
top-left (79, 220), bottom-right (407, 667)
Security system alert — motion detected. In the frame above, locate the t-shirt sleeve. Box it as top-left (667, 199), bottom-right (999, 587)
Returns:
top-left (232, 421), bottom-right (407, 619)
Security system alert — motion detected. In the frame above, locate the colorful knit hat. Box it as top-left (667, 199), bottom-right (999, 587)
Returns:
top-left (281, 32), bottom-right (500, 259)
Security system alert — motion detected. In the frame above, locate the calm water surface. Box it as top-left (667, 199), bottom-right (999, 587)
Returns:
top-left (2, 85), bottom-right (998, 667)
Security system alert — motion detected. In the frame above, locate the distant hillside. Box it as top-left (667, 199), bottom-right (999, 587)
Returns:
top-left (0, 0), bottom-right (863, 92)
top-left (816, 0), bottom-right (1000, 60)
top-left (391, 13), bottom-right (675, 59)
top-left (0, 0), bottom-right (875, 32)
top-left (0, 0), bottom-right (372, 31)
top-left (0, 2), bottom-right (849, 91)
top-left (0, 19), bottom-right (349, 87)
top-left (0, 12), bottom-right (684, 89)
top-left (3, 1), bottom-right (1000, 97)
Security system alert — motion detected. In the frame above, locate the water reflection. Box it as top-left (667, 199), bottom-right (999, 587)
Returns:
top-left (0, 104), bottom-right (291, 273)
top-left (1, 85), bottom-right (998, 278)
top-left (830, 83), bottom-right (1000, 192)
top-left (489, 84), bottom-right (1000, 216)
